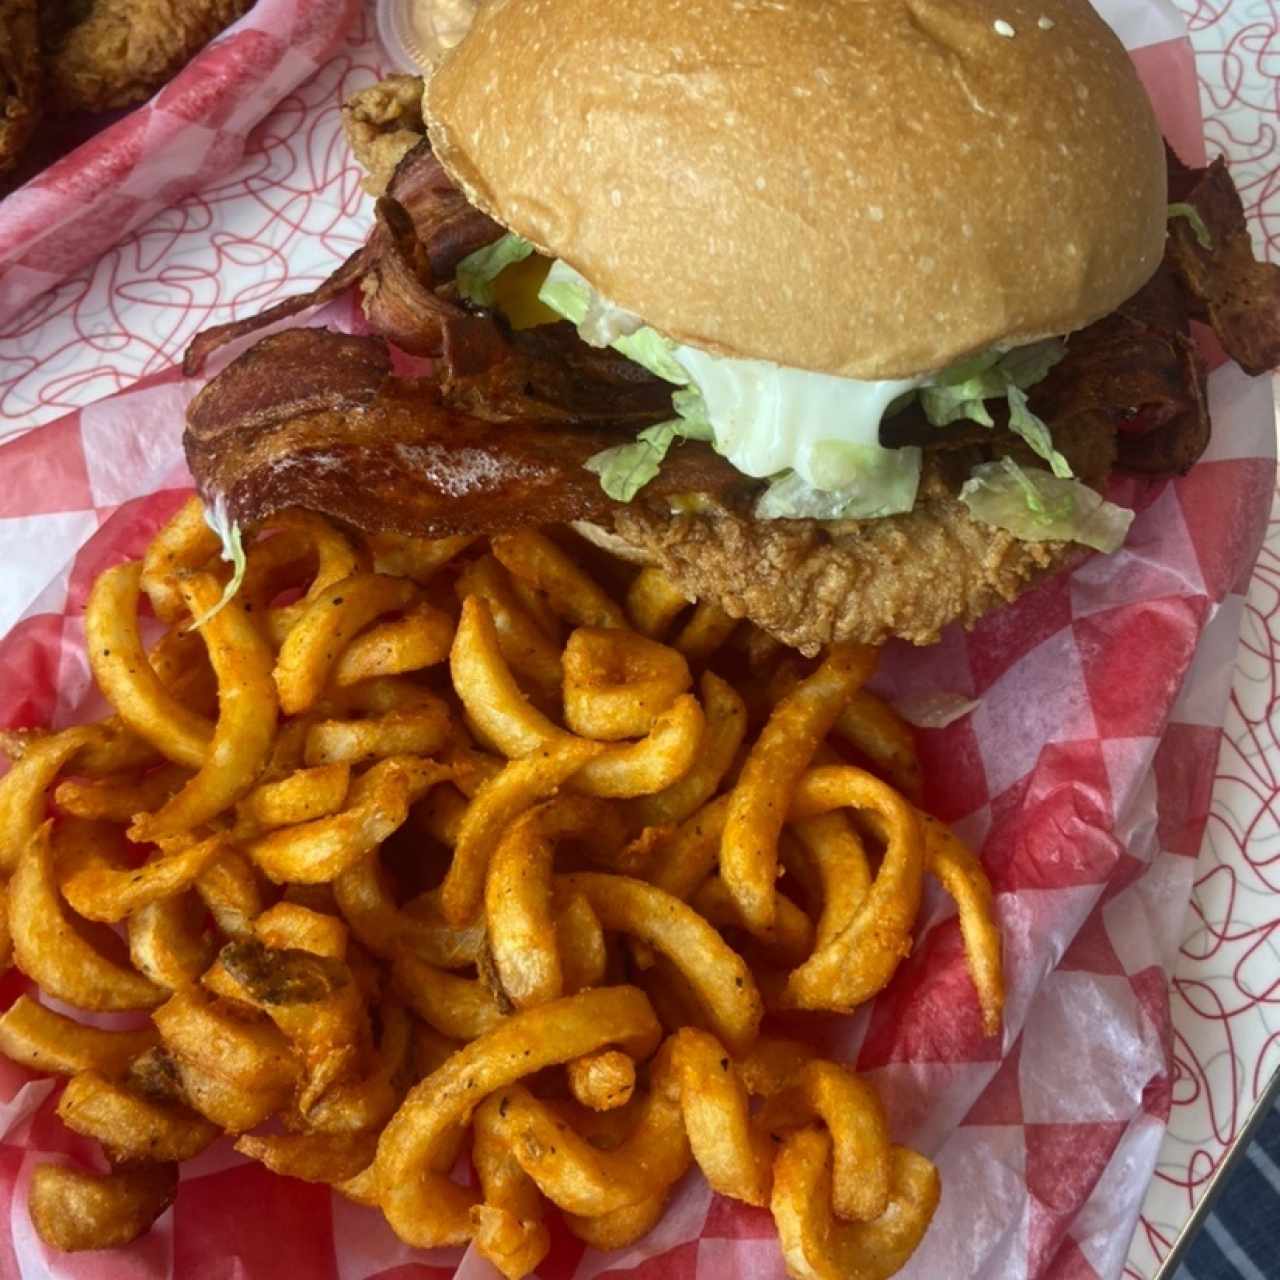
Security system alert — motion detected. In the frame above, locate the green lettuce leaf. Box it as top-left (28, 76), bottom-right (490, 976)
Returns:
top-left (920, 338), bottom-right (1070, 474)
top-left (1168, 202), bottom-right (1212, 250)
top-left (585, 422), bottom-right (684, 501)
top-left (536, 261), bottom-right (589, 325)
top-left (612, 328), bottom-right (690, 384)
top-left (920, 378), bottom-right (999, 428)
top-left (959, 457), bottom-right (1133, 552)
top-left (754, 445), bottom-right (922, 520)
top-left (669, 386), bottom-right (713, 440)
top-left (538, 259), bottom-right (689, 384)
top-left (995, 338), bottom-right (1067, 388)
top-left (918, 349), bottom-right (1003, 426)
top-left (188, 497), bottom-right (247, 629)
top-left (1006, 384), bottom-right (1072, 478)
top-left (584, 386), bottom-right (714, 500)
top-left (455, 233), bottom-right (534, 306)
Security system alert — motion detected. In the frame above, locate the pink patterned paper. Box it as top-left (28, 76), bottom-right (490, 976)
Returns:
top-left (0, 5), bottom-right (1276, 1280)
top-left (0, 0), bottom-right (361, 326)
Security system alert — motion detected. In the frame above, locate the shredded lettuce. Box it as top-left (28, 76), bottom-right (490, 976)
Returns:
top-left (669, 385), bottom-right (712, 437)
top-left (585, 422), bottom-right (685, 501)
top-left (535, 259), bottom-right (589, 325)
top-left (959, 457), bottom-right (1133, 552)
top-left (1006, 384), bottom-right (1072, 478)
top-left (531, 252), bottom-right (1074, 516)
top-left (456, 233), bottom-right (535, 306)
top-left (616, 327), bottom-right (692, 384)
top-left (189, 496), bottom-right (246, 630)
top-left (920, 339), bottom-right (1071, 476)
top-left (996, 340), bottom-right (1066, 389)
top-left (585, 387), bottom-right (713, 501)
top-left (754, 446), bottom-right (921, 521)
top-left (918, 351), bottom-right (1003, 426)
top-left (1168, 202), bottom-right (1212, 250)
top-left (538, 260), bottom-right (691, 384)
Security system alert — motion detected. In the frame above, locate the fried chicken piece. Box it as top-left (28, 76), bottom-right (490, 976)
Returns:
top-left (47, 0), bottom-right (254, 114)
top-left (342, 75), bottom-right (425, 197)
top-left (609, 454), bottom-right (1082, 654)
top-left (603, 383), bottom-right (1123, 653)
top-left (0, 0), bottom-right (40, 176)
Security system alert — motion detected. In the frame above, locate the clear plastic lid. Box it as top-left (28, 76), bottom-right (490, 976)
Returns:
top-left (375, 0), bottom-right (482, 74)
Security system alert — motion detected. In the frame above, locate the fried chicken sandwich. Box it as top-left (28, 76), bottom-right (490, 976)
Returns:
top-left (182, 0), bottom-right (1280, 653)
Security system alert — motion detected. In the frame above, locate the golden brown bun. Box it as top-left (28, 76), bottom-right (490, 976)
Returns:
top-left (425, 0), bottom-right (1167, 379)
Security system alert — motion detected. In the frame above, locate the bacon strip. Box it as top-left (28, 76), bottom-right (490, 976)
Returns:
top-left (359, 197), bottom-right (463, 357)
top-left (439, 321), bottom-right (676, 425)
top-left (1035, 265), bottom-right (1208, 475)
top-left (387, 139), bottom-right (503, 281)
top-left (186, 329), bottom-right (391, 438)
top-left (1166, 152), bottom-right (1280, 377)
top-left (182, 245), bottom-right (371, 377)
top-left (184, 329), bottom-right (744, 537)
top-left (182, 141), bottom-right (502, 376)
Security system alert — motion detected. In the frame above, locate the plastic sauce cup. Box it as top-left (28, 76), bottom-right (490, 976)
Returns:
top-left (376, 0), bottom-right (482, 73)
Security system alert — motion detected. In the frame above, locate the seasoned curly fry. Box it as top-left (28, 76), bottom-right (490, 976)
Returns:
top-left (11, 822), bottom-right (165, 1011)
top-left (374, 987), bottom-right (661, 1247)
top-left (141, 496), bottom-right (221, 622)
top-left (772, 1131), bottom-right (940, 1280)
top-left (0, 996), bottom-right (158, 1077)
top-left (920, 810), bottom-right (1004, 1037)
top-left (3, 506), bottom-right (992, 1275)
top-left (781, 767), bottom-right (926, 1012)
top-left (0, 725), bottom-right (97, 872)
top-left (721, 644), bottom-right (878, 932)
top-left (129, 571), bottom-right (278, 841)
top-left (29, 1162), bottom-right (177, 1253)
top-left (472, 1094), bottom-right (553, 1279)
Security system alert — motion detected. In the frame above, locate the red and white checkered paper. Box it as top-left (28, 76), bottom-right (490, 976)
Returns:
top-left (0, 7), bottom-right (1275, 1280)
top-left (0, 0), bottom-right (361, 326)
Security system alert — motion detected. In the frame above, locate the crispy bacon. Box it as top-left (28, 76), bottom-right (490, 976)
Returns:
top-left (182, 141), bottom-right (502, 376)
top-left (184, 328), bottom-right (744, 537)
top-left (1035, 265), bottom-right (1208, 475)
top-left (1166, 151), bottom-right (1280, 377)
top-left (186, 329), bottom-right (391, 439)
top-left (358, 197), bottom-right (463, 356)
top-left (387, 139), bottom-right (504, 281)
top-left (182, 245), bottom-right (371, 378)
top-left (439, 321), bottom-right (676, 425)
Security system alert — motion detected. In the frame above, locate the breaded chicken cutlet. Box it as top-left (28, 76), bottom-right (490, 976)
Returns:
top-left (46, 0), bottom-right (253, 114)
top-left (342, 74), bottom-right (425, 198)
top-left (0, 0), bottom-right (39, 177)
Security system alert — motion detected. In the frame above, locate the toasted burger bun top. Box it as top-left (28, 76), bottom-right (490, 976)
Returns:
top-left (425, 0), bottom-right (1166, 380)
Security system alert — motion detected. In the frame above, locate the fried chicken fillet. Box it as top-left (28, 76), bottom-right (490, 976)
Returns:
top-left (342, 75), bottom-right (425, 198)
top-left (47, 0), bottom-right (253, 113)
top-left (0, 0), bottom-right (39, 176)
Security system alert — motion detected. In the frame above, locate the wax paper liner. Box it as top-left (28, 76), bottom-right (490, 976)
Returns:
top-left (0, 0), bottom-right (362, 326)
top-left (0, 5), bottom-right (1275, 1279)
